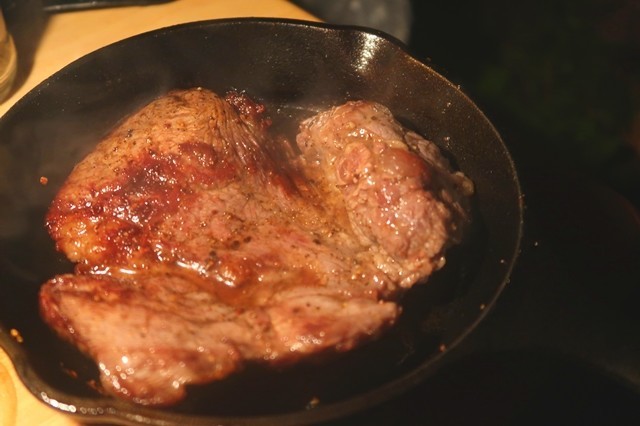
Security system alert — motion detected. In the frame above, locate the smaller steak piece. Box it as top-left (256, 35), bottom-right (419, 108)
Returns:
top-left (296, 100), bottom-right (473, 291)
top-left (39, 89), bottom-right (472, 406)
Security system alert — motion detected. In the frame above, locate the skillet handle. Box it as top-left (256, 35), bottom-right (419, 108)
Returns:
top-left (42, 0), bottom-right (175, 13)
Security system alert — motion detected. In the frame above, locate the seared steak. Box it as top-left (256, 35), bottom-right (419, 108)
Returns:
top-left (39, 88), bottom-right (472, 405)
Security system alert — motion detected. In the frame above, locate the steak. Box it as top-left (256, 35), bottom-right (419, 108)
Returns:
top-left (39, 88), bottom-right (473, 405)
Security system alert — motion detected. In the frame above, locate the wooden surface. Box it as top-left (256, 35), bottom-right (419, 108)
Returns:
top-left (0, 0), bottom-right (316, 117)
top-left (0, 2), bottom-right (316, 425)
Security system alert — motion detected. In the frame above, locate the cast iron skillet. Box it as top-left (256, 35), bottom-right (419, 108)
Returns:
top-left (0, 18), bottom-right (522, 425)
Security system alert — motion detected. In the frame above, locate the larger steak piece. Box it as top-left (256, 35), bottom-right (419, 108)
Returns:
top-left (39, 88), bottom-right (473, 405)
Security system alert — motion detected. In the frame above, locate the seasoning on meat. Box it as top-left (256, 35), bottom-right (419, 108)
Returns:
top-left (39, 88), bottom-right (473, 406)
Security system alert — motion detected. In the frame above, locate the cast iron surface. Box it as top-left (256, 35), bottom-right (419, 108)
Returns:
top-left (0, 19), bottom-right (522, 425)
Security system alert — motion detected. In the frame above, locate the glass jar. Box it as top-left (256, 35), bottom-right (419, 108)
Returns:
top-left (0, 9), bottom-right (17, 103)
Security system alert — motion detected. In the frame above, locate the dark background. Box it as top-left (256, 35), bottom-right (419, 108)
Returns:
top-left (407, 0), bottom-right (640, 209)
